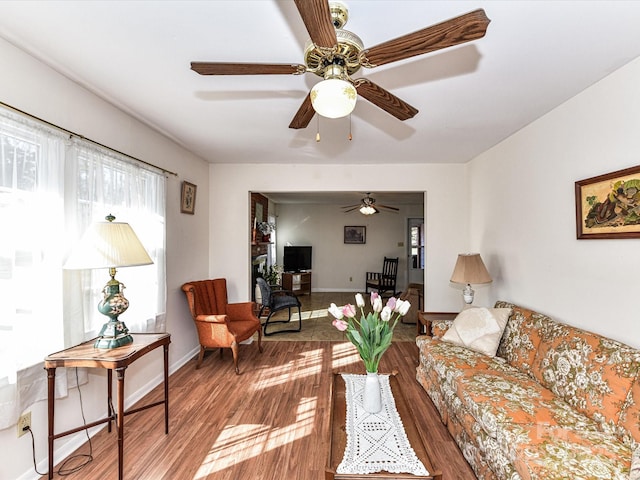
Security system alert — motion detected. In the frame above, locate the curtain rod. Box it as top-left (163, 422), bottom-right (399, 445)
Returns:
top-left (1, 100), bottom-right (178, 177)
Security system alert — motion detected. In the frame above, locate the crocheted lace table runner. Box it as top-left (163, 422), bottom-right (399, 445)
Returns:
top-left (337, 373), bottom-right (430, 476)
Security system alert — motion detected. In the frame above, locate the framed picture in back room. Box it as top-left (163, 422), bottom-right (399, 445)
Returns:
top-left (344, 226), bottom-right (366, 244)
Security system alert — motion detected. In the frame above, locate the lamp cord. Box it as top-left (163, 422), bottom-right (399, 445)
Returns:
top-left (28, 368), bottom-right (94, 476)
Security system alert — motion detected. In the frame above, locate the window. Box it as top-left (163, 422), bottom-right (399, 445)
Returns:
top-left (0, 106), bottom-right (166, 429)
top-left (410, 223), bottom-right (425, 269)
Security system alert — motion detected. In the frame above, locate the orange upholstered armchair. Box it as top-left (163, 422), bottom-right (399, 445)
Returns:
top-left (181, 278), bottom-right (262, 374)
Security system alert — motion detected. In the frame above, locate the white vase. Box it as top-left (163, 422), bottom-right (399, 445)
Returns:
top-left (363, 371), bottom-right (382, 413)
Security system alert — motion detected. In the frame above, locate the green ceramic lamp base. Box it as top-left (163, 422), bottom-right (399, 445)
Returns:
top-left (95, 331), bottom-right (133, 348)
top-left (95, 269), bottom-right (133, 349)
top-left (94, 319), bottom-right (134, 348)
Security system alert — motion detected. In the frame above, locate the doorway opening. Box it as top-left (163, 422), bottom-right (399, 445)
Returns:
top-left (406, 217), bottom-right (425, 309)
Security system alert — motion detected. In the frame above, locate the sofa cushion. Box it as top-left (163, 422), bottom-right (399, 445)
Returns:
top-left (442, 370), bottom-right (632, 480)
top-left (453, 368), bottom-right (601, 438)
top-left (495, 301), bottom-right (553, 376)
top-left (531, 321), bottom-right (640, 434)
top-left (497, 421), bottom-right (632, 480)
top-left (442, 307), bottom-right (511, 357)
top-left (417, 336), bottom-right (503, 373)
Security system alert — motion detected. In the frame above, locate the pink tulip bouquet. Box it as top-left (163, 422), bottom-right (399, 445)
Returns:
top-left (328, 292), bottom-right (411, 373)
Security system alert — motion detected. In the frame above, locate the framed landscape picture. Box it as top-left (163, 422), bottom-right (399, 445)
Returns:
top-left (344, 226), bottom-right (366, 244)
top-left (181, 181), bottom-right (197, 214)
top-left (575, 165), bottom-right (640, 239)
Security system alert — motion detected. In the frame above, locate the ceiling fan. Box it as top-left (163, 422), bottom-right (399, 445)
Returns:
top-left (342, 193), bottom-right (399, 215)
top-left (191, 0), bottom-right (490, 129)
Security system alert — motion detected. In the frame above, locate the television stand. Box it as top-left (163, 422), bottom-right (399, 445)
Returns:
top-left (282, 271), bottom-right (311, 295)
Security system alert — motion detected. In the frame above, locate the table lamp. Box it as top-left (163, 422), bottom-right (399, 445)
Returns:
top-left (450, 253), bottom-right (492, 305)
top-left (64, 214), bottom-right (153, 348)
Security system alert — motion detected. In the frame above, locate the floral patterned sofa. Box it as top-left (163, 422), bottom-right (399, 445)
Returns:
top-left (416, 301), bottom-right (640, 480)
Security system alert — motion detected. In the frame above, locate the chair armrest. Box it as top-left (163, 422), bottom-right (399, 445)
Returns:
top-left (195, 314), bottom-right (227, 324)
top-left (226, 301), bottom-right (259, 320)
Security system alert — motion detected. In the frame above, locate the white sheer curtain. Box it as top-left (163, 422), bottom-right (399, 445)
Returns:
top-left (63, 141), bottom-right (167, 345)
top-left (0, 108), bottom-right (67, 429)
top-left (0, 105), bottom-right (166, 430)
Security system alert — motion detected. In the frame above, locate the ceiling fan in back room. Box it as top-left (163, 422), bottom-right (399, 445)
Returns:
top-left (342, 193), bottom-right (399, 215)
top-left (191, 0), bottom-right (490, 129)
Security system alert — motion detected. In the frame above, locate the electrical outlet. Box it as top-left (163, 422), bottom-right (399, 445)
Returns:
top-left (349, 276), bottom-right (352, 282)
top-left (17, 412), bottom-right (31, 438)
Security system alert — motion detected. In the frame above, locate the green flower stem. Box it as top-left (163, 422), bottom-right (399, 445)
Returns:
top-left (344, 310), bottom-right (403, 373)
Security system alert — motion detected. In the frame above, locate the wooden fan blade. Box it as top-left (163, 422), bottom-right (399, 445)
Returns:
top-left (289, 93), bottom-right (316, 129)
top-left (294, 0), bottom-right (337, 49)
top-left (378, 204), bottom-right (400, 211)
top-left (191, 62), bottom-right (306, 75)
top-left (355, 79), bottom-right (418, 121)
top-left (342, 206), bottom-right (360, 213)
top-left (360, 9), bottom-right (490, 68)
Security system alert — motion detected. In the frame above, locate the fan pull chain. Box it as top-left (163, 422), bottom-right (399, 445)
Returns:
top-left (316, 116), bottom-right (321, 142)
top-left (348, 114), bottom-right (352, 141)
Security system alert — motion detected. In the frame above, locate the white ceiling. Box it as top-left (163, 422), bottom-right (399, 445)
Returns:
top-left (1, 1), bottom-right (640, 168)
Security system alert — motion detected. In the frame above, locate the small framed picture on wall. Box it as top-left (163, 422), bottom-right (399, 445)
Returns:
top-left (181, 181), bottom-right (197, 214)
top-left (575, 165), bottom-right (640, 239)
top-left (344, 226), bottom-right (366, 244)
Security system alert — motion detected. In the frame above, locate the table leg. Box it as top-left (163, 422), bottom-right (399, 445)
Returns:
top-left (116, 367), bottom-right (126, 480)
top-left (163, 343), bottom-right (169, 434)
top-left (47, 367), bottom-right (56, 480)
top-left (107, 369), bottom-right (113, 433)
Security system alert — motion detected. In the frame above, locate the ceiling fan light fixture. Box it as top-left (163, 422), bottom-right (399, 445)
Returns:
top-left (310, 63), bottom-right (357, 119)
top-left (359, 205), bottom-right (377, 215)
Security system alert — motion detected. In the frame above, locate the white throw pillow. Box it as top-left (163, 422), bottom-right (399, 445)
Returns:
top-left (441, 307), bottom-right (511, 357)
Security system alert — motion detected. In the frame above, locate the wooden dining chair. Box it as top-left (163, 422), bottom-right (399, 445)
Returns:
top-left (365, 257), bottom-right (399, 298)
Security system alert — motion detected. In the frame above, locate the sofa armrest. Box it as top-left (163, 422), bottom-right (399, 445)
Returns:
top-left (417, 311), bottom-right (457, 337)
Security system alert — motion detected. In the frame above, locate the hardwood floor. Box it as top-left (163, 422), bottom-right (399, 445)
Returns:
top-left (44, 294), bottom-right (476, 480)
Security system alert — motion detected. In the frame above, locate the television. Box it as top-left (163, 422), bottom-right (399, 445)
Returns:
top-left (283, 246), bottom-right (312, 273)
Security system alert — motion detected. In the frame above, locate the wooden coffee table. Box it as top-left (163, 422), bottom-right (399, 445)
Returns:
top-left (326, 371), bottom-right (442, 480)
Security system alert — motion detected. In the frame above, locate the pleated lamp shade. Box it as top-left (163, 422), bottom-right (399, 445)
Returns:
top-left (450, 253), bottom-right (492, 285)
top-left (64, 217), bottom-right (152, 270)
top-left (450, 253), bottom-right (492, 305)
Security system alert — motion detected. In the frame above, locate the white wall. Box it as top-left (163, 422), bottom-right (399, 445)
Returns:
top-left (274, 202), bottom-right (424, 293)
top-left (469, 56), bottom-right (640, 348)
top-left (209, 164), bottom-right (471, 309)
top-left (0, 37), bottom-right (208, 480)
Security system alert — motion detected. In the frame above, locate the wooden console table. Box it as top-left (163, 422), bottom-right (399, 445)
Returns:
top-left (44, 333), bottom-right (171, 479)
top-left (326, 372), bottom-right (442, 480)
top-left (282, 271), bottom-right (312, 295)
